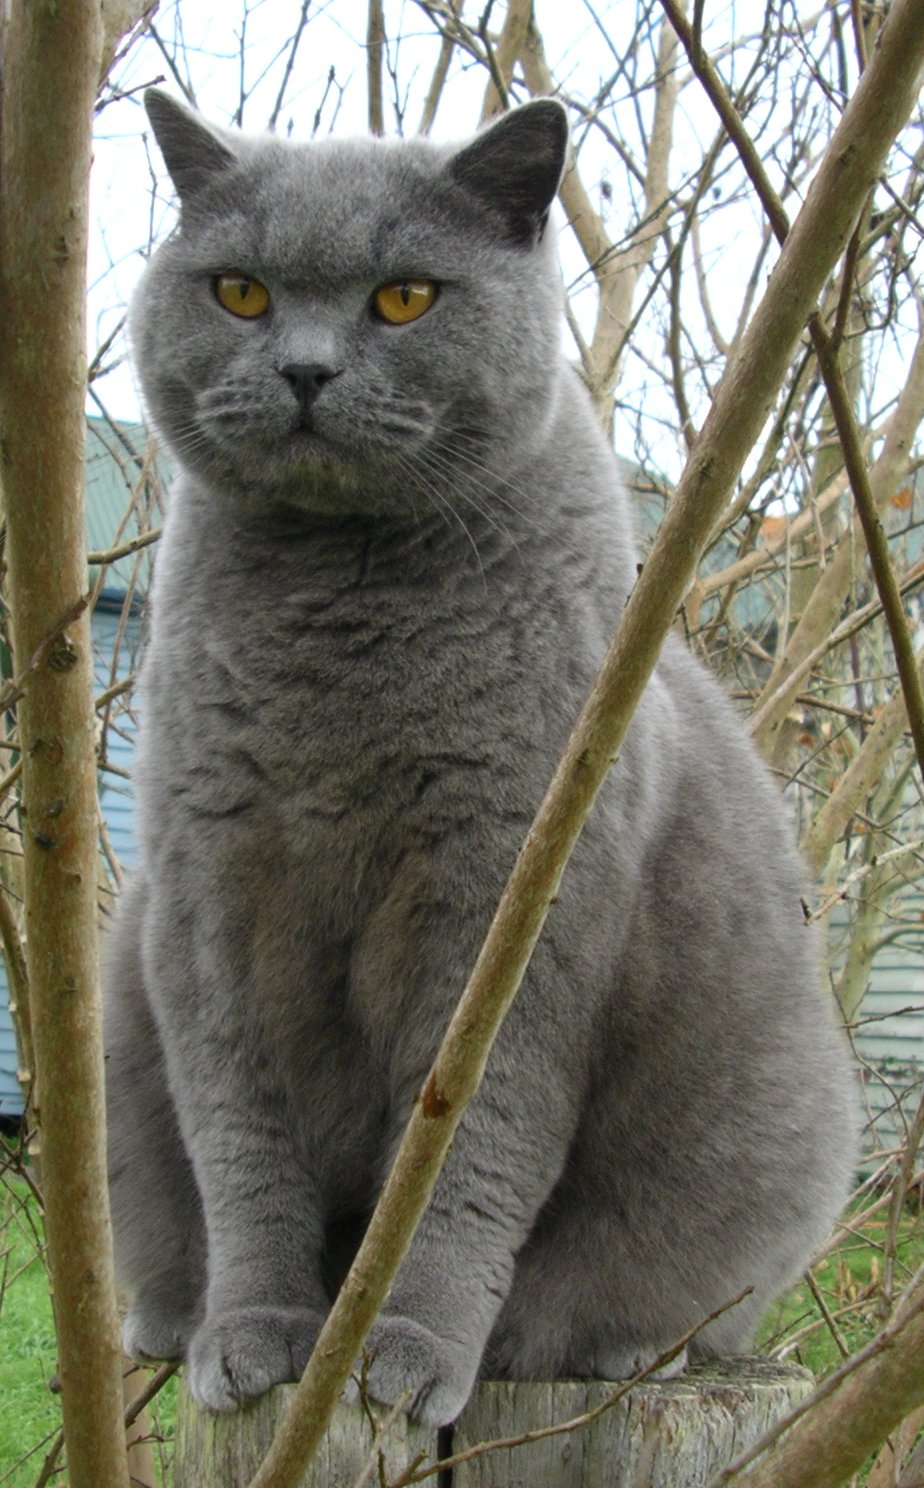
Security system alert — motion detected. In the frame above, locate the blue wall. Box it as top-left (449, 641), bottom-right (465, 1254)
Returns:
top-left (0, 609), bottom-right (142, 1120)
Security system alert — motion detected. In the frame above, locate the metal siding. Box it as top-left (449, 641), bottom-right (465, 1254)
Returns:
top-left (0, 607), bottom-right (144, 1118)
top-left (837, 897), bottom-right (924, 1166)
top-left (0, 1010), bottom-right (20, 1119)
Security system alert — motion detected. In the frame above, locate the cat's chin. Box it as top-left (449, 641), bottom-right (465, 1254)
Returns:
top-left (202, 439), bottom-right (433, 522)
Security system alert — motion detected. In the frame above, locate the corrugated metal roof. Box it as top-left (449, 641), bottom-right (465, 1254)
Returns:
top-left (85, 414), bottom-right (166, 602)
top-left (96, 611), bottom-right (142, 870)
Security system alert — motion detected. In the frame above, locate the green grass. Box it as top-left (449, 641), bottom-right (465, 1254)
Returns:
top-left (758, 1191), bottom-right (924, 1374)
top-left (0, 1170), bottom-right (177, 1487)
top-left (0, 1177), bottom-right (63, 1487)
top-left (1, 1160), bottom-right (921, 1487)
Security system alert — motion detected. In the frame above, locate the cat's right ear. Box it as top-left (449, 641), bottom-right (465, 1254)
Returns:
top-left (144, 89), bottom-right (239, 202)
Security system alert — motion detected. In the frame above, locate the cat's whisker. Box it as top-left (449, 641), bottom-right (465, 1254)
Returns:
top-left (389, 448), bottom-right (490, 585)
top-left (423, 443), bottom-right (526, 513)
top-left (411, 445), bottom-right (524, 558)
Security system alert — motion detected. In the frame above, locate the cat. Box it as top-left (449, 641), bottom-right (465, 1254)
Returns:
top-left (104, 87), bottom-right (858, 1426)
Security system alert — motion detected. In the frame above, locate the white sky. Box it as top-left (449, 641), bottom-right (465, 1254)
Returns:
top-left (89, 0), bottom-right (743, 456)
top-left (87, 1), bottom-right (919, 490)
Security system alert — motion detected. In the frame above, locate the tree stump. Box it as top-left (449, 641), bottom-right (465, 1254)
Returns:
top-left (173, 1358), bottom-right (813, 1487)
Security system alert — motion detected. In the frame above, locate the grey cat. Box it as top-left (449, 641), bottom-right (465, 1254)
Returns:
top-left (105, 88), bottom-right (857, 1426)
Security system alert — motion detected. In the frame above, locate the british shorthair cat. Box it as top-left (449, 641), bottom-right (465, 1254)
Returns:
top-left (104, 89), bottom-right (857, 1424)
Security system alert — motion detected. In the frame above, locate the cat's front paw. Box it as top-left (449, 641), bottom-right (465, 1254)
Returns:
top-left (123, 1294), bottom-right (200, 1364)
top-left (186, 1304), bottom-right (325, 1412)
top-left (347, 1314), bottom-right (477, 1426)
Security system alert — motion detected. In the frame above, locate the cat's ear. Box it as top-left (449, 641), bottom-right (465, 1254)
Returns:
top-left (448, 100), bottom-right (569, 247)
top-left (144, 88), bottom-right (239, 202)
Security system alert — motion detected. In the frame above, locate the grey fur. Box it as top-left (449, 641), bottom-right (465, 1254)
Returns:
top-left (105, 91), bottom-right (857, 1425)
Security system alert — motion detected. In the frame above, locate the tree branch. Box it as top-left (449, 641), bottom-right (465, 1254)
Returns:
top-left (479, 0), bottom-right (530, 122)
top-left (518, 6), bottom-right (682, 416)
top-left (801, 641), bottom-right (924, 877)
top-left (810, 323), bottom-right (924, 788)
top-left (416, 0), bottom-right (460, 135)
top-left (366, 0), bottom-right (385, 136)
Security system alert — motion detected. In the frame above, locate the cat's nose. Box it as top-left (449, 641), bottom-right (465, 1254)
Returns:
top-left (278, 362), bottom-right (339, 416)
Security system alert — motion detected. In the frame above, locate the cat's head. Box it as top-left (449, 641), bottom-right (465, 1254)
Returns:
top-left (131, 90), bottom-right (569, 519)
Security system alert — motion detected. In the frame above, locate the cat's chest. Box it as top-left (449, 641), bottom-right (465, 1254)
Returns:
top-left (196, 576), bottom-right (501, 743)
top-left (147, 548), bottom-right (541, 845)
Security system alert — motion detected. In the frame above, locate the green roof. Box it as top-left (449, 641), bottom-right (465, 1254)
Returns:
top-left (86, 414), bottom-right (166, 601)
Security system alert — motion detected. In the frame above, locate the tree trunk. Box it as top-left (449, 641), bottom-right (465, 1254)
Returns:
top-left (0, 2), bottom-right (144, 1483)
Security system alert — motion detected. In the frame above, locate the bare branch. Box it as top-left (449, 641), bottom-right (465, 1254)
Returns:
top-left (801, 643), bottom-right (924, 877)
top-left (267, 0), bottom-right (312, 132)
top-left (367, 0), bottom-right (385, 137)
top-left (811, 320), bottom-right (924, 790)
top-left (416, 0), bottom-right (460, 135)
top-left (479, 0), bottom-right (530, 123)
top-left (519, 7), bottom-right (683, 416)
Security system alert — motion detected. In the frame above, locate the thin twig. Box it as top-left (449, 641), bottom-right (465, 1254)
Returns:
top-left (416, 0), bottom-right (461, 134)
top-left (810, 326), bottom-right (924, 787)
top-left (30, 1430), bottom-right (65, 1488)
top-left (803, 1269), bottom-right (851, 1360)
top-left (123, 1363), bottom-right (179, 1430)
top-left (346, 1390), bottom-right (414, 1488)
top-left (87, 527), bottom-right (161, 567)
top-left (367, 0), bottom-right (385, 136)
top-left (748, 567), bottom-right (924, 739)
top-left (804, 839), bottom-right (924, 924)
top-left (267, 0), bottom-right (313, 131)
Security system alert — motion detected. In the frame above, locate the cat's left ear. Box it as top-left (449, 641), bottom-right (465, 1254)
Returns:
top-left (448, 99), bottom-right (569, 248)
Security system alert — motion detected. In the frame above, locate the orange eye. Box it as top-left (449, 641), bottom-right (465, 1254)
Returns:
top-left (373, 280), bottom-right (437, 325)
top-left (213, 273), bottom-right (271, 319)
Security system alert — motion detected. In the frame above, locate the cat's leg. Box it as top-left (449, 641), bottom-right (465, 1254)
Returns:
top-left (104, 877), bottom-right (207, 1361)
top-left (140, 875), bottom-right (331, 1411)
top-left (351, 1040), bottom-right (580, 1422)
top-left (346, 876), bottom-right (589, 1426)
top-left (481, 1197), bottom-right (704, 1385)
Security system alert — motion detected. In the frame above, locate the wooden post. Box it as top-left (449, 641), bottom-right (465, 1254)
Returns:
top-left (174, 1360), bottom-right (813, 1488)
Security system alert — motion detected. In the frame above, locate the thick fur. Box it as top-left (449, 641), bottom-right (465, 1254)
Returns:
top-left (105, 91), bottom-right (857, 1424)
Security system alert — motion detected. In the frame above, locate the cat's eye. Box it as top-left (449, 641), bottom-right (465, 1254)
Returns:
top-left (373, 280), bottom-right (437, 326)
top-left (213, 272), bottom-right (271, 319)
